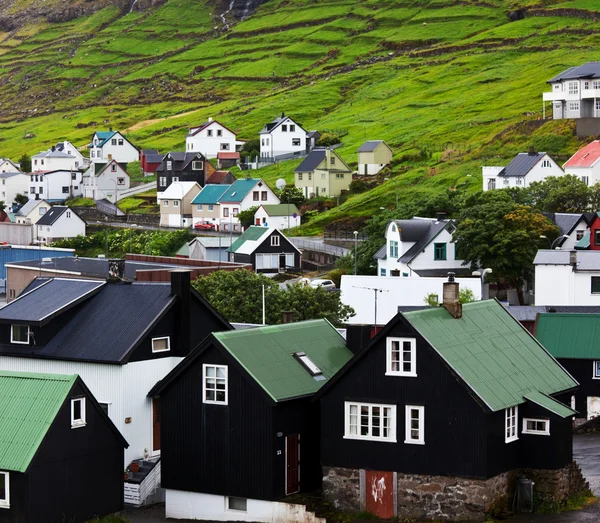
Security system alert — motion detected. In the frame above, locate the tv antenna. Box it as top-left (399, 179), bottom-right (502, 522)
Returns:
top-left (352, 286), bottom-right (389, 328)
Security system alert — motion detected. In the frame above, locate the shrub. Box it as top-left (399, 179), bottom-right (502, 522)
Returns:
top-left (317, 133), bottom-right (341, 147)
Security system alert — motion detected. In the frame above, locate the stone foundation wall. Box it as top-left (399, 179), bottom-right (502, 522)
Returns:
top-left (322, 462), bottom-right (589, 522)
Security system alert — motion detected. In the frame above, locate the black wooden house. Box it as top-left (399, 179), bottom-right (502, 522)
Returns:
top-left (317, 281), bottom-right (580, 521)
top-left (149, 319), bottom-right (352, 521)
top-left (156, 152), bottom-right (216, 194)
top-left (0, 371), bottom-right (128, 523)
top-left (227, 226), bottom-right (302, 273)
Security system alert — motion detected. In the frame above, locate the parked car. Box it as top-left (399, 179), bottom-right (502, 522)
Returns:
top-left (310, 279), bottom-right (336, 291)
top-left (194, 222), bottom-right (215, 231)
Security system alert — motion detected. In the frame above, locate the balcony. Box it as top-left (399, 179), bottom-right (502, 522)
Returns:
top-left (581, 88), bottom-right (600, 99)
top-left (543, 91), bottom-right (581, 102)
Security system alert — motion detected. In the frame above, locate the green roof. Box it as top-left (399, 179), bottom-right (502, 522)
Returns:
top-left (575, 231), bottom-right (590, 250)
top-left (0, 371), bottom-right (77, 472)
top-left (536, 313), bottom-right (600, 359)
top-left (176, 241), bottom-right (191, 257)
top-left (260, 204), bottom-right (300, 217)
top-left (524, 390), bottom-right (576, 418)
top-left (214, 319), bottom-right (352, 401)
top-left (192, 184), bottom-right (229, 205)
top-left (228, 225), bottom-right (269, 253)
top-left (403, 300), bottom-right (577, 412)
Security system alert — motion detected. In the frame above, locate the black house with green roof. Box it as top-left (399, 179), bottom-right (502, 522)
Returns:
top-left (317, 281), bottom-right (580, 521)
top-left (149, 319), bottom-right (352, 521)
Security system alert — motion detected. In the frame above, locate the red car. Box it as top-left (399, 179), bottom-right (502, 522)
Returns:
top-left (194, 222), bottom-right (215, 231)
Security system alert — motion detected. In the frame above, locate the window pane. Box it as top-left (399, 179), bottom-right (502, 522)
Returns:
top-left (0, 474), bottom-right (5, 501)
top-left (206, 367), bottom-right (216, 377)
top-left (73, 400), bottom-right (81, 420)
top-left (360, 406), bottom-right (369, 436)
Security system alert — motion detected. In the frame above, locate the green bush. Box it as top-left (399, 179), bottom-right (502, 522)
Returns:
top-left (316, 133), bottom-right (341, 147)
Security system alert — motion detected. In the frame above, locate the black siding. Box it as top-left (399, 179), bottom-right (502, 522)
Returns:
top-left (232, 230), bottom-right (301, 272)
top-left (24, 381), bottom-right (123, 523)
top-left (320, 316), bottom-right (490, 479)
top-left (556, 359), bottom-right (594, 418)
top-left (0, 473), bottom-right (27, 523)
top-left (161, 342), bottom-right (277, 500)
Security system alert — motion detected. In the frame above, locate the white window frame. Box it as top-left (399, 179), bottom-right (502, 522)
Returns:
top-left (10, 324), bottom-right (29, 345)
top-left (271, 235), bottom-right (280, 247)
top-left (404, 405), bottom-right (425, 445)
top-left (541, 160), bottom-right (551, 168)
top-left (151, 336), bottom-right (170, 353)
top-left (386, 337), bottom-right (417, 377)
top-left (522, 418), bottom-right (550, 436)
top-left (505, 406), bottom-right (518, 443)
top-left (203, 364), bottom-right (228, 405)
top-left (569, 101), bottom-right (580, 112)
top-left (0, 471), bottom-right (9, 509)
top-left (71, 397), bottom-right (86, 429)
top-left (173, 200), bottom-right (180, 208)
top-left (389, 240), bottom-right (398, 259)
top-left (593, 360), bottom-right (600, 379)
top-left (568, 81), bottom-right (579, 95)
top-left (344, 401), bottom-right (396, 442)
top-left (192, 161), bottom-right (204, 170)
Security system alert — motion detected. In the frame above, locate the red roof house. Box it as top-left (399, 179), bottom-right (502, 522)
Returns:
top-left (564, 140), bottom-right (600, 187)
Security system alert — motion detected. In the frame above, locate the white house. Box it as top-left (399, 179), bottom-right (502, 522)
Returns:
top-left (543, 62), bottom-right (600, 120)
top-left (89, 130), bottom-right (139, 163)
top-left (36, 206), bottom-right (86, 244)
top-left (374, 217), bottom-right (467, 278)
top-left (0, 157), bottom-right (20, 173)
top-left (28, 170), bottom-right (83, 202)
top-left (542, 213), bottom-right (592, 250)
top-left (482, 149), bottom-right (564, 191)
top-left (533, 249), bottom-right (600, 305)
top-left (563, 140), bottom-right (600, 186)
top-left (357, 140), bottom-right (393, 176)
top-left (254, 203), bottom-right (300, 229)
top-left (340, 274), bottom-right (481, 325)
top-left (160, 182), bottom-right (202, 228)
top-left (82, 160), bottom-right (131, 202)
top-left (15, 199), bottom-right (49, 240)
top-left (32, 141), bottom-right (85, 172)
top-left (259, 113), bottom-right (307, 159)
top-left (185, 118), bottom-right (242, 158)
top-left (0, 172), bottom-right (29, 207)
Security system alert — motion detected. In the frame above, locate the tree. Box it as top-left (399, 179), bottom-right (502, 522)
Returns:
top-left (237, 206), bottom-right (258, 228)
top-left (18, 153), bottom-right (31, 173)
top-left (526, 175), bottom-right (589, 213)
top-left (240, 138), bottom-right (260, 161)
top-left (192, 270), bottom-right (354, 325)
top-left (423, 288), bottom-right (477, 307)
top-left (453, 198), bottom-right (559, 304)
top-left (13, 193), bottom-right (28, 207)
top-left (0, 201), bottom-right (5, 213)
top-left (280, 186), bottom-right (305, 207)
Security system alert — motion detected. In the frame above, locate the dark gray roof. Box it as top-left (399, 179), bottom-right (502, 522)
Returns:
top-left (392, 219), bottom-right (435, 242)
top-left (358, 140), bottom-right (384, 153)
top-left (6, 257), bottom-right (200, 280)
top-left (36, 206), bottom-right (68, 226)
top-left (142, 149), bottom-right (158, 155)
top-left (0, 279), bottom-right (105, 325)
top-left (16, 200), bottom-right (43, 217)
top-left (0, 281), bottom-right (176, 364)
top-left (307, 131), bottom-right (320, 139)
top-left (504, 305), bottom-right (600, 322)
top-left (373, 244), bottom-right (387, 260)
top-left (156, 152), bottom-right (204, 173)
top-left (145, 154), bottom-right (164, 164)
top-left (399, 220), bottom-right (448, 263)
top-left (548, 63), bottom-right (600, 83)
top-left (533, 250), bottom-right (600, 270)
top-left (499, 152), bottom-right (546, 177)
top-left (411, 268), bottom-right (473, 277)
top-left (295, 149), bottom-right (326, 172)
top-left (544, 213), bottom-right (584, 237)
top-left (534, 249), bottom-right (570, 265)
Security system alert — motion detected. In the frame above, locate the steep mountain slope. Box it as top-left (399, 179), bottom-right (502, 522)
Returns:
top-left (0, 0), bottom-right (598, 231)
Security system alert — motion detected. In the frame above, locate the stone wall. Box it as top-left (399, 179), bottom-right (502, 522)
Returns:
top-left (323, 462), bottom-right (590, 522)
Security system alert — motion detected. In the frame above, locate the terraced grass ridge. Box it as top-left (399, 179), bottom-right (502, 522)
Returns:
top-left (0, 0), bottom-right (598, 233)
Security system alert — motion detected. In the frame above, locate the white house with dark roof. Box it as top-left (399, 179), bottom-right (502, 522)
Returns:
top-left (482, 149), bottom-right (564, 191)
top-left (543, 212), bottom-right (593, 250)
top-left (186, 117), bottom-right (242, 158)
top-left (374, 217), bottom-right (467, 277)
top-left (32, 141), bottom-right (84, 172)
top-left (0, 172), bottom-right (28, 207)
top-left (357, 140), bottom-right (393, 176)
top-left (259, 113), bottom-right (307, 159)
top-left (82, 160), bottom-right (130, 202)
top-left (36, 206), bottom-right (86, 244)
top-left (0, 157), bottom-right (20, 173)
top-left (543, 62), bottom-right (600, 120)
top-left (89, 130), bottom-right (139, 163)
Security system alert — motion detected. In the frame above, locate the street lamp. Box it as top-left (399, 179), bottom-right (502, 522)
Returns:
top-left (472, 268), bottom-right (493, 300)
top-left (353, 230), bottom-right (358, 275)
top-left (540, 234), bottom-right (569, 249)
top-left (384, 177), bottom-right (399, 210)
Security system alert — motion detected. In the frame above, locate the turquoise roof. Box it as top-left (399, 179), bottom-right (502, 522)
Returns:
top-left (575, 231), bottom-right (590, 250)
top-left (219, 178), bottom-right (260, 203)
top-left (89, 131), bottom-right (116, 148)
top-left (192, 185), bottom-right (229, 205)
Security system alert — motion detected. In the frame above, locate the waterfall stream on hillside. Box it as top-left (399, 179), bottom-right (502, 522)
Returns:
top-left (240, 0), bottom-right (254, 19)
top-left (220, 0), bottom-right (236, 29)
top-left (129, 0), bottom-right (139, 13)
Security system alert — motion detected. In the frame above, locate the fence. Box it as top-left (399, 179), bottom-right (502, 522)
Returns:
top-left (323, 230), bottom-right (368, 242)
top-left (290, 238), bottom-right (349, 257)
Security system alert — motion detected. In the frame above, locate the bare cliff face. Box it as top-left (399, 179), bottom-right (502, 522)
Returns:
top-left (0, 0), bottom-right (268, 31)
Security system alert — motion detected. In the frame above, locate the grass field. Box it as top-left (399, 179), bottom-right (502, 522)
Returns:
top-left (0, 0), bottom-right (598, 232)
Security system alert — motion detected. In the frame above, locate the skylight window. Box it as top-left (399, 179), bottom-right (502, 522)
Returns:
top-left (294, 352), bottom-right (325, 380)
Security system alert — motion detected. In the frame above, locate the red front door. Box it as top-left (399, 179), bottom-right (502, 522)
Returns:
top-left (255, 218), bottom-right (261, 225)
top-left (152, 397), bottom-right (161, 452)
top-left (365, 470), bottom-right (394, 518)
top-left (285, 434), bottom-right (300, 495)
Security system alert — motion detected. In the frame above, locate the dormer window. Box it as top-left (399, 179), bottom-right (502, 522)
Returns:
top-left (11, 324), bottom-right (29, 345)
top-left (386, 337), bottom-right (416, 377)
top-left (71, 398), bottom-right (86, 429)
top-left (389, 240), bottom-right (398, 259)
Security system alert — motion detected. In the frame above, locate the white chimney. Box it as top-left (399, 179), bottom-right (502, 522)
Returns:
top-left (208, 117), bottom-right (213, 122)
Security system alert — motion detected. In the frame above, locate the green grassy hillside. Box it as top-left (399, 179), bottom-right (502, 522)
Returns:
top-left (0, 0), bottom-right (598, 232)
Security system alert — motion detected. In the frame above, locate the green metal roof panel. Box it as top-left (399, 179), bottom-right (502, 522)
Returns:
top-left (403, 300), bottom-right (577, 412)
top-left (228, 226), bottom-right (269, 253)
top-left (575, 231), bottom-right (590, 249)
top-left (214, 319), bottom-right (352, 402)
top-left (0, 371), bottom-right (76, 472)
top-left (261, 204), bottom-right (300, 217)
top-left (192, 185), bottom-right (229, 205)
top-left (218, 178), bottom-right (260, 203)
top-left (524, 390), bottom-right (576, 418)
top-left (535, 313), bottom-right (600, 359)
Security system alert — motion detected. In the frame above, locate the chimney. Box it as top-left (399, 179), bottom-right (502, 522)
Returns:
top-left (109, 127), bottom-right (113, 132)
top-left (435, 211), bottom-right (447, 222)
top-left (107, 259), bottom-right (125, 282)
top-left (442, 272), bottom-right (462, 319)
top-left (51, 146), bottom-right (56, 152)
top-left (281, 311), bottom-right (295, 324)
top-left (281, 112), bottom-right (285, 118)
top-left (171, 270), bottom-right (192, 354)
top-left (569, 251), bottom-right (577, 267)
top-left (529, 146), bottom-right (535, 155)
top-left (208, 117), bottom-right (213, 122)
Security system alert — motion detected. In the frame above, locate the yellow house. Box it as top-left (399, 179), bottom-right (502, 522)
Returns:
top-left (357, 140), bottom-right (393, 175)
top-left (159, 181), bottom-right (201, 228)
top-left (294, 148), bottom-right (352, 198)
